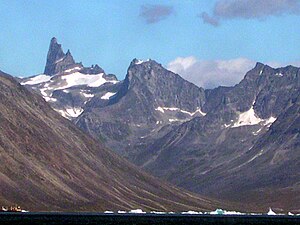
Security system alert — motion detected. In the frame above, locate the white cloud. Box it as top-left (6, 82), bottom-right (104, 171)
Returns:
top-left (167, 57), bottom-right (255, 88)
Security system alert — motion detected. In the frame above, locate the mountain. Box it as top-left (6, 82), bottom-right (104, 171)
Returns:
top-left (20, 38), bottom-right (300, 212)
top-left (76, 58), bottom-right (206, 155)
top-left (0, 70), bottom-right (225, 212)
top-left (21, 38), bottom-right (120, 119)
top-left (129, 63), bottom-right (300, 212)
top-left (75, 61), bottom-right (300, 212)
top-left (44, 37), bottom-right (76, 75)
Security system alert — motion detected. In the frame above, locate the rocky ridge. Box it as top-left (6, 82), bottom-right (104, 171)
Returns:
top-left (0, 69), bottom-right (226, 212)
top-left (20, 38), bottom-right (300, 212)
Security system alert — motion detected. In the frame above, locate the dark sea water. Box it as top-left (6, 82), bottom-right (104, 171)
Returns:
top-left (0, 212), bottom-right (299, 225)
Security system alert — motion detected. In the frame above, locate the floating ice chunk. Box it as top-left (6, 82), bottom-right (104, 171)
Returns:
top-left (129, 209), bottom-right (146, 214)
top-left (150, 211), bottom-right (166, 214)
top-left (117, 211), bottom-right (127, 214)
top-left (21, 210), bottom-right (29, 213)
top-left (210, 209), bottom-right (224, 215)
top-left (104, 211), bottom-right (114, 214)
top-left (181, 211), bottom-right (201, 214)
top-left (288, 212), bottom-right (294, 216)
top-left (267, 208), bottom-right (276, 215)
top-left (223, 210), bottom-right (244, 215)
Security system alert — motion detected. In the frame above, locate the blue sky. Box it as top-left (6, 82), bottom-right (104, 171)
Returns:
top-left (0, 0), bottom-right (299, 87)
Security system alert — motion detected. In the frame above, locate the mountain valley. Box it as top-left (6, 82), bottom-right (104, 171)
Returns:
top-left (19, 38), bottom-right (300, 212)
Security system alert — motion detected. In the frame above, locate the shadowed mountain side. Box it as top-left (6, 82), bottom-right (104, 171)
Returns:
top-left (0, 70), bottom-right (226, 212)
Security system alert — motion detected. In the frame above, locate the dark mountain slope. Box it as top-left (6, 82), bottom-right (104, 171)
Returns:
top-left (209, 93), bottom-right (300, 211)
top-left (136, 65), bottom-right (300, 212)
top-left (76, 59), bottom-right (206, 156)
top-left (0, 70), bottom-right (224, 212)
top-left (18, 38), bottom-right (299, 212)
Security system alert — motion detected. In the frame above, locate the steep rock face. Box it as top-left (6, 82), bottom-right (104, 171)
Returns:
top-left (21, 38), bottom-right (119, 120)
top-left (75, 59), bottom-right (206, 156)
top-left (0, 70), bottom-right (224, 212)
top-left (44, 37), bottom-right (77, 75)
top-left (208, 93), bottom-right (300, 211)
top-left (135, 64), bottom-right (300, 212)
top-left (19, 38), bottom-right (300, 212)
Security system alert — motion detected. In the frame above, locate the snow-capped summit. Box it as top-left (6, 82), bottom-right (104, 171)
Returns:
top-left (131, 58), bottom-right (151, 65)
top-left (21, 38), bottom-right (120, 119)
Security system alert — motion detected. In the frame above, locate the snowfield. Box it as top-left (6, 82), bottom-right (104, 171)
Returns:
top-left (59, 72), bottom-right (118, 89)
top-left (21, 74), bottom-right (51, 85)
top-left (101, 92), bottom-right (116, 100)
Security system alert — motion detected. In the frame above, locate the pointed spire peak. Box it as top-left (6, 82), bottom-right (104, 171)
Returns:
top-left (50, 37), bottom-right (58, 43)
top-left (44, 38), bottom-right (76, 75)
top-left (255, 62), bottom-right (265, 69)
top-left (94, 64), bottom-right (101, 69)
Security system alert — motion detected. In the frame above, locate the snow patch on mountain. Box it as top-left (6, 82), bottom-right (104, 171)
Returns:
top-left (64, 66), bottom-right (82, 73)
top-left (21, 74), bottom-right (51, 85)
top-left (233, 106), bottom-right (262, 127)
top-left (44, 96), bottom-right (57, 102)
top-left (155, 106), bottom-right (206, 116)
top-left (81, 92), bottom-right (94, 98)
top-left (264, 116), bottom-right (276, 126)
top-left (232, 105), bottom-right (277, 128)
top-left (101, 92), bottom-right (116, 100)
top-left (57, 107), bottom-right (83, 119)
top-left (59, 72), bottom-right (117, 89)
top-left (134, 59), bottom-right (150, 65)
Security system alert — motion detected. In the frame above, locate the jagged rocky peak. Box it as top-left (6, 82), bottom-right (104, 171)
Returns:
top-left (243, 62), bottom-right (298, 80)
top-left (131, 58), bottom-right (152, 64)
top-left (80, 64), bottom-right (105, 75)
top-left (44, 37), bottom-right (77, 75)
top-left (106, 57), bottom-right (206, 117)
top-left (127, 58), bottom-right (175, 81)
